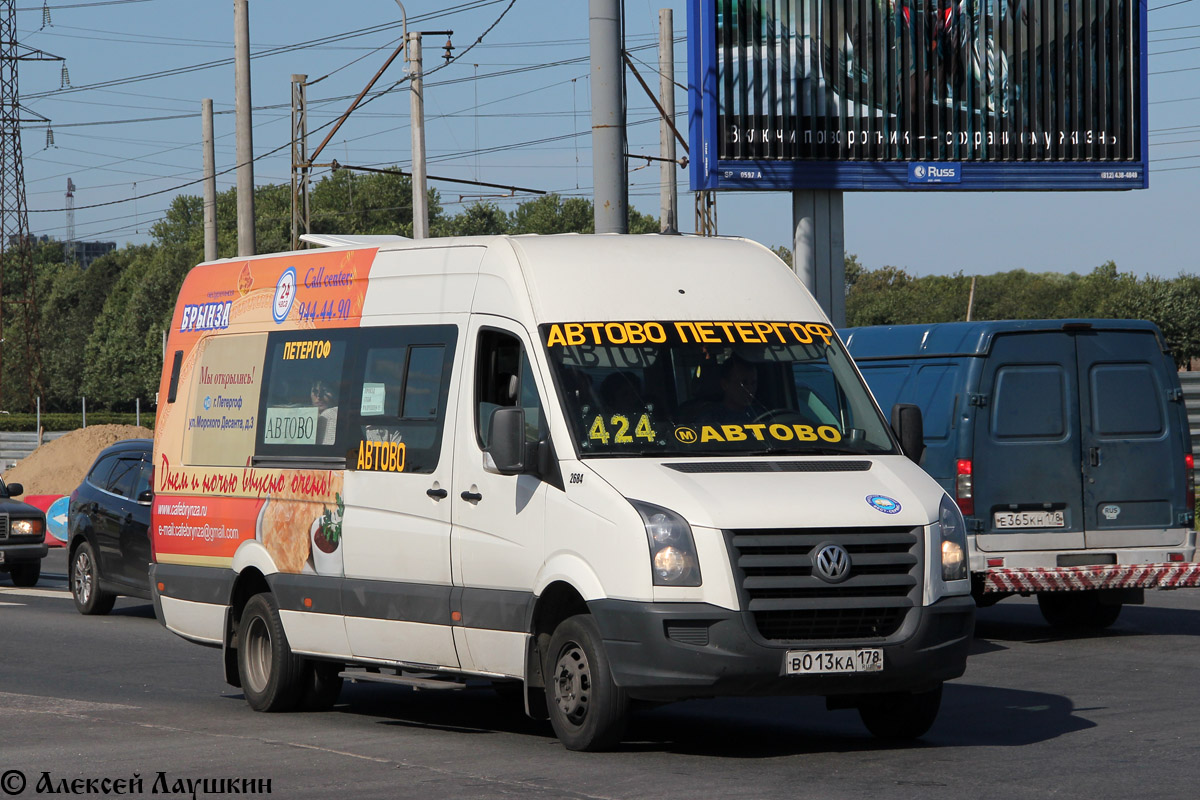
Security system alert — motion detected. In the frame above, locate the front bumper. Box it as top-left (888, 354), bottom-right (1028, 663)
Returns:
top-left (0, 541), bottom-right (48, 565)
top-left (588, 594), bottom-right (975, 702)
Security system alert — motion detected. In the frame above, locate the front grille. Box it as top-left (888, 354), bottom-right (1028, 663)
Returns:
top-left (727, 526), bottom-right (922, 641)
top-left (0, 514), bottom-right (8, 540)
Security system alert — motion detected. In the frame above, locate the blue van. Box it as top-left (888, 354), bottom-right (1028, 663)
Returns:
top-left (842, 320), bottom-right (1200, 630)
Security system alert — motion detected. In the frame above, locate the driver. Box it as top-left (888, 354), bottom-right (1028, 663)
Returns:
top-left (714, 355), bottom-right (760, 423)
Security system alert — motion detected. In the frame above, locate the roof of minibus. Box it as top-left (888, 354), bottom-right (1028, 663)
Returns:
top-left (492, 233), bottom-right (824, 323)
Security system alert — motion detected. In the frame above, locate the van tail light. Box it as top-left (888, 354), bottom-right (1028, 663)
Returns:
top-left (1186, 453), bottom-right (1195, 511)
top-left (955, 459), bottom-right (974, 516)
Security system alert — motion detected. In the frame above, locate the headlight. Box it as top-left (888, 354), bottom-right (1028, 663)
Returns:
top-left (11, 519), bottom-right (43, 537)
top-left (630, 500), bottom-right (701, 587)
top-left (938, 495), bottom-right (968, 582)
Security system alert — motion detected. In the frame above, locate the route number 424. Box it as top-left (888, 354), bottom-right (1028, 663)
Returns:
top-left (588, 414), bottom-right (656, 445)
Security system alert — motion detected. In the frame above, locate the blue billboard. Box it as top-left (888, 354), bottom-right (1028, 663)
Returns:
top-left (687, 0), bottom-right (1149, 191)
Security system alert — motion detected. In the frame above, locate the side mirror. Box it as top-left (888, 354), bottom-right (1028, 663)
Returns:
top-left (137, 489), bottom-right (154, 505)
top-left (5, 482), bottom-right (23, 498)
top-left (485, 407), bottom-right (526, 475)
top-left (890, 403), bottom-right (925, 465)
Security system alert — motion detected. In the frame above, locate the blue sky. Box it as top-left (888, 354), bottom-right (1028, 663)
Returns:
top-left (13, 0), bottom-right (1200, 278)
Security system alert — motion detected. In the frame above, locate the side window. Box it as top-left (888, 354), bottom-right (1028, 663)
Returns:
top-left (87, 455), bottom-right (119, 490)
top-left (476, 329), bottom-right (545, 449)
top-left (107, 459), bottom-right (141, 500)
top-left (349, 326), bottom-right (456, 474)
top-left (256, 334), bottom-right (352, 460)
top-left (134, 462), bottom-right (154, 500)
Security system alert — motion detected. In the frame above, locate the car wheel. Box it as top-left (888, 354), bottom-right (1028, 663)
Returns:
top-left (1038, 591), bottom-right (1122, 632)
top-left (9, 560), bottom-right (40, 588)
top-left (238, 593), bottom-right (305, 712)
top-left (857, 683), bottom-right (943, 740)
top-left (543, 614), bottom-right (628, 751)
top-left (301, 661), bottom-right (344, 711)
top-left (71, 542), bottom-right (115, 615)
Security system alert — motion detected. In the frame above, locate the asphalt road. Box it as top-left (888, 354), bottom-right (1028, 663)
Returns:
top-left (2, 548), bottom-right (1198, 800)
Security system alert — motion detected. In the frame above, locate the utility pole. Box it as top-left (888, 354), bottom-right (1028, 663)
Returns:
top-left (658, 9), bottom-right (677, 234)
top-left (234, 0), bottom-right (255, 256)
top-left (408, 33), bottom-right (428, 240)
top-left (589, 0), bottom-right (626, 234)
top-left (0, 0), bottom-right (61, 409)
top-left (202, 98), bottom-right (217, 261)
top-left (290, 75), bottom-right (309, 251)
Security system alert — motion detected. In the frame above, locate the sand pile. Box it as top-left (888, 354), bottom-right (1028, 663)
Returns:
top-left (3, 424), bottom-right (153, 496)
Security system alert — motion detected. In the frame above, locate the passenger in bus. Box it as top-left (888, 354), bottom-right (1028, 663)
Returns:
top-left (311, 379), bottom-right (339, 445)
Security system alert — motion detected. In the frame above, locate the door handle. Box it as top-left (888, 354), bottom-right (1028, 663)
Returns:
top-left (1089, 447), bottom-right (1101, 467)
top-left (426, 488), bottom-right (448, 500)
top-left (460, 490), bottom-right (483, 502)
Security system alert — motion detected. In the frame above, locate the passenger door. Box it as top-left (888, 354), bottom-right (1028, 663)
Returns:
top-left (100, 457), bottom-right (143, 584)
top-left (972, 332), bottom-right (1085, 551)
top-left (339, 324), bottom-right (463, 669)
top-left (450, 320), bottom-right (550, 677)
top-left (119, 457), bottom-right (154, 590)
top-left (1076, 331), bottom-right (1186, 547)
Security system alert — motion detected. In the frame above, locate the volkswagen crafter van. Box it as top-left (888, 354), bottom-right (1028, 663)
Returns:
top-left (843, 320), bottom-right (1200, 631)
top-left (150, 234), bottom-right (974, 750)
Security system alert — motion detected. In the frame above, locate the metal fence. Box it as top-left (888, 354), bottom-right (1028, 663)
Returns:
top-left (1182, 373), bottom-right (1200, 458)
top-left (0, 431), bottom-right (69, 468)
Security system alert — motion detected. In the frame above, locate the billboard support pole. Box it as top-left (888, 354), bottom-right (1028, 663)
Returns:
top-left (792, 189), bottom-right (845, 327)
top-left (589, 0), bottom-right (627, 234)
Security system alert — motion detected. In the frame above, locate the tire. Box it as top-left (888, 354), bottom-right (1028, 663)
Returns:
top-left (543, 614), bottom-right (628, 751)
top-left (237, 593), bottom-right (305, 712)
top-left (1037, 592), bottom-right (1122, 632)
top-left (858, 683), bottom-right (943, 740)
top-left (9, 560), bottom-right (41, 588)
top-left (71, 542), bottom-right (115, 615)
top-left (301, 661), bottom-right (344, 711)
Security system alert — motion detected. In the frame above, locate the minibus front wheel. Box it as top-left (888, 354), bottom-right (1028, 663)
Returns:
top-left (857, 683), bottom-right (943, 740)
top-left (238, 592), bottom-right (306, 712)
top-left (544, 614), bottom-right (629, 751)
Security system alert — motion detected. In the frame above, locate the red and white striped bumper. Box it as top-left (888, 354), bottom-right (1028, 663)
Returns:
top-left (984, 563), bottom-right (1200, 593)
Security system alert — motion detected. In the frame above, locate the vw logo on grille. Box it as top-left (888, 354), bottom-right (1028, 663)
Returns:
top-left (813, 543), bottom-right (852, 583)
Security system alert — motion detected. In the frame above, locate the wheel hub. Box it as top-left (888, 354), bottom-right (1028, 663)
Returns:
top-left (552, 644), bottom-right (591, 724)
top-left (73, 552), bottom-right (92, 604)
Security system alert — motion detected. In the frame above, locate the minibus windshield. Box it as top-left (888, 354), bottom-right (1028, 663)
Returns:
top-left (541, 321), bottom-right (898, 458)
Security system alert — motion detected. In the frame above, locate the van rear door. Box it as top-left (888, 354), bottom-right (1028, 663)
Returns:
top-left (973, 332), bottom-right (1086, 551)
top-left (1075, 330), bottom-right (1186, 548)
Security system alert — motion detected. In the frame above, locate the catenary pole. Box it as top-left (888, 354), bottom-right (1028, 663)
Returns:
top-left (658, 9), bottom-right (677, 233)
top-left (409, 33), bottom-right (428, 240)
top-left (234, 0), bottom-right (255, 256)
top-left (589, 0), bottom-right (626, 233)
top-left (202, 98), bottom-right (217, 262)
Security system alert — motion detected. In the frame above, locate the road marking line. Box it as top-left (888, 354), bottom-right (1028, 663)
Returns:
top-left (0, 587), bottom-right (71, 599)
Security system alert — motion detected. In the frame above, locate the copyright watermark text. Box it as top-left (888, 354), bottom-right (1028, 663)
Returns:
top-left (0, 771), bottom-right (270, 799)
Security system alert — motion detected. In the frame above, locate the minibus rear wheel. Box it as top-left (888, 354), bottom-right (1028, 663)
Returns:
top-left (544, 614), bottom-right (628, 751)
top-left (857, 683), bottom-right (943, 740)
top-left (238, 592), bottom-right (305, 712)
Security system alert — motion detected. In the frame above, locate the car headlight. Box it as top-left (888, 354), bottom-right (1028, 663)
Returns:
top-left (938, 495), bottom-right (968, 582)
top-left (11, 519), bottom-right (43, 537)
top-left (630, 500), bottom-right (701, 587)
